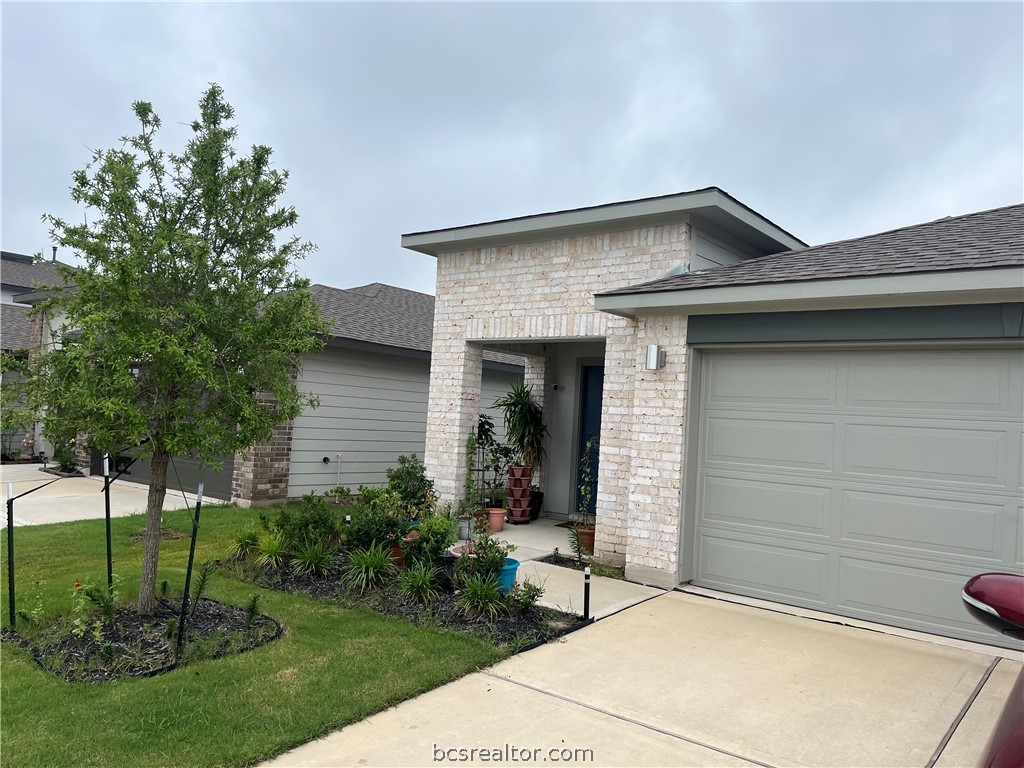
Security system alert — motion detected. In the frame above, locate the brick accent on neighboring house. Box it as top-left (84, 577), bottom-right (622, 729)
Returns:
top-left (426, 223), bottom-right (691, 586)
top-left (231, 385), bottom-right (298, 508)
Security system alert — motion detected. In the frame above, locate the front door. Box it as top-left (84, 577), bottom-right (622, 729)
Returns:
top-left (575, 365), bottom-right (604, 519)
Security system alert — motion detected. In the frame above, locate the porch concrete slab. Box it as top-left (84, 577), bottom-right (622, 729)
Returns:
top-left (489, 591), bottom-right (1003, 767)
top-left (264, 672), bottom-right (759, 768)
top-left (0, 465), bottom-right (201, 527)
top-left (934, 658), bottom-right (1023, 768)
top-left (494, 516), bottom-right (570, 557)
top-left (517, 560), bottom-right (663, 619)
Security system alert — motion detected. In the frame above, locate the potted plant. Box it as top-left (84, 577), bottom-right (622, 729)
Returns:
top-left (572, 436), bottom-right (598, 555)
top-left (493, 382), bottom-right (547, 525)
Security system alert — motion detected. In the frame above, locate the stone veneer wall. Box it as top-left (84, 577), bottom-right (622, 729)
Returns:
top-left (426, 222), bottom-right (691, 586)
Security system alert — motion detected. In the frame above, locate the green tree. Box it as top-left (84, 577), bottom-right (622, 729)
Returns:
top-left (28, 85), bottom-right (326, 613)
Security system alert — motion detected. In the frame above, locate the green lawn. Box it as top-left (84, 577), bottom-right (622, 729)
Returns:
top-left (0, 506), bottom-right (503, 767)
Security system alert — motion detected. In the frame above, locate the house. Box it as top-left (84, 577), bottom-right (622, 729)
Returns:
top-left (1, 250), bottom-right (74, 458)
top-left (402, 188), bottom-right (1023, 647)
top-left (124, 282), bottom-right (523, 503)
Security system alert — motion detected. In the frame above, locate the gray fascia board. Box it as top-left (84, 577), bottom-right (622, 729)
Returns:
top-left (594, 267), bottom-right (1024, 317)
top-left (401, 189), bottom-right (802, 256)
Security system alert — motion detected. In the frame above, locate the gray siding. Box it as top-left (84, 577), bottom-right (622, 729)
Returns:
top-left (691, 227), bottom-right (753, 272)
top-left (288, 348), bottom-right (521, 496)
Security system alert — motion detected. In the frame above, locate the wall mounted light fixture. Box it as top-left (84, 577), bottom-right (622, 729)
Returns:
top-left (645, 344), bottom-right (666, 371)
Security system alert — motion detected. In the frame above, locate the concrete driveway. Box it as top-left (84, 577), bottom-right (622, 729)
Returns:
top-left (0, 463), bottom-right (203, 527)
top-left (267, 591), bottom-right (1021, 768)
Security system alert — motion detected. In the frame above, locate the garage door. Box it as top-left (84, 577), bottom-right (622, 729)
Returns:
top-left (122, 452), bottom-right (234, 501)
top-left (693, 346), bottom-right (1024, 647)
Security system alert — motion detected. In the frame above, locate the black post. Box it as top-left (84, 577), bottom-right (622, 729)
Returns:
top-left (583, 565), bottom-right (591, 622)
top-left (175, 482), bottom-right (204, 658)
top-left (7, 484), bottom-right (15, 627)
top-left (103, 454), bottom-right (113, 592)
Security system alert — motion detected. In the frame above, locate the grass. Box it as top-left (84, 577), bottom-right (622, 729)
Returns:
top-left (0, 506), bottom-right (503, 767)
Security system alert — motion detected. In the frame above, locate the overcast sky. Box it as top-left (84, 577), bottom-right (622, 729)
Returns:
top-left (3, 2), bottom-right (1021, 296)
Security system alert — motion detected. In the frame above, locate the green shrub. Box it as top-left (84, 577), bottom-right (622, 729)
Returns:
top-left (244, 594), bottom-right (260, 630)
top-left (386, 454), bottom-right (435, 512)
top-left (189, 562), bottom-right (215, 617)
top-left (344, 542), bottom-right (398, 593)
top-left (405, 515), bottom-right (457, 565)
top-left (254, 532), bottom-right (288, 570)
top-left (455, 530), bottom-right (514, 584)
top-left (291, 538), bottom-right (335, 577)
top-left (508, 578), bottom-right (545, 615)
top-left (397, 561), bottom-right (440, 604)
top-left (346, 503), bottom-right (410, 551)
top-left (456, 574), bottom-right (505, 618)
top-left (261, 494), bottom-right (342, 549)
top-left (227, 528), bottom-right (260, 560)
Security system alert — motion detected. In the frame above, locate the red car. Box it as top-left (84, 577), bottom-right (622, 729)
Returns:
top-left (962, 573), bottom-right (1024, 768)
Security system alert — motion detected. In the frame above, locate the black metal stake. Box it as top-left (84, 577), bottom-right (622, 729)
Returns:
top-left (583, 565), bottom-right (591, 622)
top-left (103, 454), bottom-right (113, 593)
top-left (7, 484), bottom-right (15, 627)
top-left (175, 482), bottom-right (204, 658)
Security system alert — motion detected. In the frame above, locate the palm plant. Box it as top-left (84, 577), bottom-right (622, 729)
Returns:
top-left (493, 382), bottom-right (546, 469)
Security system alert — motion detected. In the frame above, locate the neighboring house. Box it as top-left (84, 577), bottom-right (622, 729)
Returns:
top-left (1, 250), bottom-right (74, 457)
top-left (125, 282), bottom-right (523, 503)
top-left (402, 187), bottom-right (1023, 648)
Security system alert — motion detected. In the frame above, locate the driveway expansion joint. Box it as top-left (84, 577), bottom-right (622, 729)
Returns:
top-left (480, 670), bottom-right (775, 768)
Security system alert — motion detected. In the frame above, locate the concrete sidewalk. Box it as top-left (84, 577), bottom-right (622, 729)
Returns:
top-left (265, 591), bottom-right (1021, 768)
top-left (0, 463), bottom-right (203, 527)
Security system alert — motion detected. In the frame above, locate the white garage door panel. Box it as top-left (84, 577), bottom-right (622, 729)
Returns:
top-left (694, 346), bottom-right (1024, 648)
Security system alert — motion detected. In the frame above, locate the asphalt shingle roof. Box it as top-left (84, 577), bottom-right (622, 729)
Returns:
top-left (601, 203), bottom-right (1024, 296)
top-left (1, 304), bottom-right (32, 351)
top-left (310, 283), bottom-right (522, 366)
top-left (1, 251), bottom-right (73, 293)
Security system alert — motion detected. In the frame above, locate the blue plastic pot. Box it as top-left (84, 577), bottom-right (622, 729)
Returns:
top-left (497, 557), bottom-right (520, 595)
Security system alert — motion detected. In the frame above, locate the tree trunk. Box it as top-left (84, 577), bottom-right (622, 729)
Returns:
top-left (137, 445), bottom-right (170, 614)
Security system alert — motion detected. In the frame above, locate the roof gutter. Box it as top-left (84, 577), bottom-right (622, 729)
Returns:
top-left (594, 267), bottom-right (1024, 317)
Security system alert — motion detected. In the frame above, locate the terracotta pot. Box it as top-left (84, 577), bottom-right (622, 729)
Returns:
top-left (576, 525), bottom-right (595, 555)
top-left (487, 507), bottom-right (506, 532)
top-left (388, 543), bottom-right (405, 567)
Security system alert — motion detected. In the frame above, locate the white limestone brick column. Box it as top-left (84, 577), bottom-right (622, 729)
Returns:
top-left (593, 317), bottom-right (637, 567)
top-left (522, 349), bottom-right (551, 491)
top-left (624, 314), bottom-right (690, 588)
top-left (424, 338), bottom-right (483, 505)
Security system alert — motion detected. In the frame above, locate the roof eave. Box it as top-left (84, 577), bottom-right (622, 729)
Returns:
top-left (401, 188), bottom-right (805, 257)
top-left (594, 267), bottom-right (1024, 318)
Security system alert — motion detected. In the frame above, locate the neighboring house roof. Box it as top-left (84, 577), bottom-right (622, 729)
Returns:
top-left (310, 282), bottom-right (522, 367)
top-left (402, 187), bottom-right (807, 257)
top-left (1, 304), bottom-right (32, 351)
top-left (601, 203), bottom-right (1024, 297)
top-left (1, 251), bottom-right (73, 294)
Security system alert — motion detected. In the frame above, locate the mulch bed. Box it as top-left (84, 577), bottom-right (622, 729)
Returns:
top-left (227, 558), bottom-right (586, 649)
top-left (0, 597), bottom-right (281, 684)
top-left (539, 551), bottom-right (625, 580)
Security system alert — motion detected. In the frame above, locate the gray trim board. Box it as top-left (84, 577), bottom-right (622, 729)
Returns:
top-left (323, 336), bottom-right (524, 373)
top-left (401, 187), bottom-right (805, 256)
top-left (687, 304), bottom-right (1024, 345)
